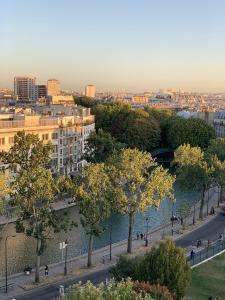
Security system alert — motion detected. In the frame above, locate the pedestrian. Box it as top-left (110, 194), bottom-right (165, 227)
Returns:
top-left (190, 249), bottom-right (195, 260)
top-left (45, 265), bottom-right (49, 276)
top-left (210, 206), bottom-right (215, 215)
top-left (140, 233), bottom-right (144, 240)
top-left (197, 240), bottom-right (201, 248)
top-left (136, 232), bottom-right (140, 240)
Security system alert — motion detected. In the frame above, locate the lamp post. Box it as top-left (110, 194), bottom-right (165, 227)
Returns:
top-left (145, 217), bottom-right (149, 247)
top-left (64, 239), bottom-right (68, 276)
top-left (193, 202), bottom-right (196, 225)
top-left (171, 203), bottom-right (174, 236)
top-left (5, 235), bottom-right (16, 293)
top-left (109, 215), bottom-right (113, 261)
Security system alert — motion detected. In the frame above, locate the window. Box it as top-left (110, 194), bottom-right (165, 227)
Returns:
top-left (8, 136), bottom-right (14, 144)
top-left (52, 132), bottom-right (58, 140)
top-left (42, 133), bottom-right (49, 141)
top-left (0, 137), bottom-right (5, 146)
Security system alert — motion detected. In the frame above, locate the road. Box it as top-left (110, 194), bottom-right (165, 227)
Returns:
top-left (14, 213), bottom-right (225, 300)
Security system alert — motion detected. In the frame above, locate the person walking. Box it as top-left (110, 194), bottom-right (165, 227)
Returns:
top-left (190, 249), bottom-right (195, 260)
top-left (45, 265), bottom-right (49, 276)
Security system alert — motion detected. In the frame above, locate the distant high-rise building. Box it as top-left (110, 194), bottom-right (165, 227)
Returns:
top-left (35, 85), bottom-right (47, 99)
top-left (47, 79), bottom-right (60, 97)
top-left (14, 76), bottom-right (36, 101)
top-left (85, 84), bottom-right (95, 98)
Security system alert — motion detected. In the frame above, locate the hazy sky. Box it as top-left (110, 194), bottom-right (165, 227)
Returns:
top-left (1, 0), bottom-right (225, 92)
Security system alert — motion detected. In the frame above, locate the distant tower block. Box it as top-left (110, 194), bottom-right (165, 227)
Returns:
top-left (14, 76), bottom-right (36, 101)
top-left (47, 79), bottom-right (60, 96)
top-left (85, 85), bottom-right (95, 98)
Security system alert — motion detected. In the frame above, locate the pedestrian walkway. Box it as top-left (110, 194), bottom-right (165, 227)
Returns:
top-left (0, 186), bottom-right (223, 300)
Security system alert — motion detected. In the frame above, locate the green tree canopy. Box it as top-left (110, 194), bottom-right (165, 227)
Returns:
top-left (93, 103), bottom-right (161, 151)
top-left (0, 131), bottom-right (52, 172)
top-left (74, 163), bottom-right (112, 267)
top-left (173, 144), bottom-right (214, 219)
top-left (164, 117), bottom-right (215, 149)
top-left (84, 129), bottom-right (125, 163)
top-left (13, 166), bottom-right (66, 282)
top-left (206, 138), bottom-right (225, 162)
top-left (108, 148), bottom-right (175, 253)
top-left (74, 96), bottom-right (97, 108)
top-left (111, 239), bottom-right (191, 300)
top-left (0, 172), bottom-right (9, 215)
top-left (65, 279), bottom-right (154, 300)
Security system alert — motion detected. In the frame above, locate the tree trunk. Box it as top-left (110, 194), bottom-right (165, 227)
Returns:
top-left (220, 186), bottom-right (224, 204)
top-left (35, 238), bottom-right (41, 283)
top-left (127, 212), bottom-right (134, 254)
top-left (199, 190), bottom-right (205, 220)
top-left (87, 234), bottom-right (93, 268)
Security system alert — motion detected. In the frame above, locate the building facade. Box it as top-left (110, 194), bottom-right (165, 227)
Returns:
top-left (85, 85), bottom-right (95, 98)
top-left (213, 111), bottom-right (225, 138)
top-left (35, 85), bottom-right (47, 100)
top-left (47, 79), bottom-right (60, 97)
top-left (14, 76), bottom-right (36, 101)
top-left (0, 107), bottom-right (95, 175)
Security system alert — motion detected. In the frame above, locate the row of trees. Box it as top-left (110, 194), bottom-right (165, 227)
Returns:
top-left (173, 138), bottom-right (225, 220)
top-left (75, 96), bottom-right (215, 154)
top-left (0, 132), bottom-right (175, 281)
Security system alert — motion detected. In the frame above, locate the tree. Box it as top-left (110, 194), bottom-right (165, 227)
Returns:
top-left (119, 114), bottom-right (161, 152)
top-left (164, 117), bottom-right (215, 149)
top-left (173, 144), bottom-right (214, 219)
top-left (111, 240), bottom-right (191, 300)
top-left (108, 148), bottom-right (175, 253)
top-left (206, 138), bottom-right (225, 204)
top-left (84, 129), bottom-right (125, 163)
top-left (0, 172), bottom-right (8, 215)
top-left (206, 138), bottom-right (225, 162)
top-left (134, 282), bottom-right (174, 300)
top-left (74, 163), bottom-right (112, 267)
top-left (211, 157), bottom-right (225, 205)
top-left (65, 279), bottom-right (154, 300)
top-left (74, 96), bottom-right (97, 108)
top-left (0, 131), bottom-right (52, 172)
top-left (93, 103), bottom-right (161, 151)
top-left (177, 201), bottom-right (191, 229)
top-left (2, 132), bottom-right (71, 283)
top-left (13, 166), bottom-right (67, 283)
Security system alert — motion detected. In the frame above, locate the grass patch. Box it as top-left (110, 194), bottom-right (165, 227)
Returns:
top-left (187, 252), bottom-right (225, 299)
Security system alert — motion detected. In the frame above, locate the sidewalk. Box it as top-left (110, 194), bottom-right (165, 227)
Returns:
top-left (0, 187), bottom-right (222, 300)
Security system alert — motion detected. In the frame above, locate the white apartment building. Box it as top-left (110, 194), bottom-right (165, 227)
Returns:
top-left (0, 106), bottom-right (95, 175)
top-left (213, 111), bottom-right (225, 138)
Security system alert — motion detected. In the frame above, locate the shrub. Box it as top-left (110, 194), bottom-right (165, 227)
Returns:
top-left (110, 240), bottom-right (191, 300)
top-left (134, 281), bottom-right (175, 300)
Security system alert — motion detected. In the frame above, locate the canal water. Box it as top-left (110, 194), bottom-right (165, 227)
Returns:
top-left (0, 186), bottom-right (198, 277)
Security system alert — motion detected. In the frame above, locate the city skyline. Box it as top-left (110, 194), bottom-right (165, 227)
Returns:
top-left (1, 0), bottom-right (225, 92)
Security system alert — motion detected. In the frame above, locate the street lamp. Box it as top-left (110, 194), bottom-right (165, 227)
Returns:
top-left (5, 235), bottom-right (16, 293)
top-left (171, 203), bottom-right (174, 236)
top-left (64, 239), bottom-right (68, 276)
top-left (145, 217), bottom-right (149, 247)
top-left (109, 216), bottom-right (113, 261)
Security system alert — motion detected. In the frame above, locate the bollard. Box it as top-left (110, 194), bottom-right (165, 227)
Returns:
top-left (59, 285), bottom-right (65, 298)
